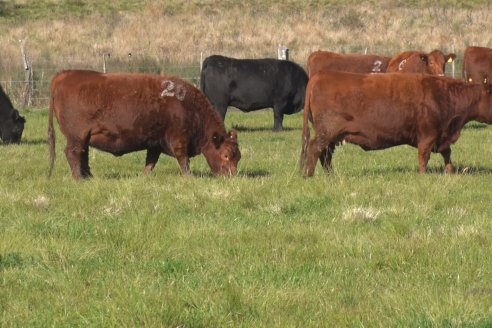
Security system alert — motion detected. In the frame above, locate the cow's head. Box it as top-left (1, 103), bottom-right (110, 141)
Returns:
top-left (426, 50), bottom-right (456, 76)
top-left (1, 109), bottom-right (25, 144)
top-left (205, 130), bottom-right (241, 176)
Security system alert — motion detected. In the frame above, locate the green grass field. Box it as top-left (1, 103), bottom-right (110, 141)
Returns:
top-left (1, 109), bottom-right (491, 327)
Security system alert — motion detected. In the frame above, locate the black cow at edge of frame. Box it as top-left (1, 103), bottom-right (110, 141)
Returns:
top-left (0, 85), bottom-right (25, 144)
top-left (200, 55), bottom-right (308, 131)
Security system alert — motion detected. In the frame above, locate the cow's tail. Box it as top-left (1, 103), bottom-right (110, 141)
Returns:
top-left (48, 89), bottom-right (56, 178)
top-left (300, 80), bottom-right (312, 173)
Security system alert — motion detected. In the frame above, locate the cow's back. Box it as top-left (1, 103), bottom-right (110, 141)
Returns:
top-left (51, 70), bottom-right (212, 155)
top-left (307, 51), bottom-right (390, 77)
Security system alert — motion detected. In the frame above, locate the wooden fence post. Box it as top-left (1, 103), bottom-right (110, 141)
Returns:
top-left (19, 39), bottom-right (33, 108)
top-left (102, 53), bottom-right (111, 73)
top-left (277, 45), bottom-right (289, 60)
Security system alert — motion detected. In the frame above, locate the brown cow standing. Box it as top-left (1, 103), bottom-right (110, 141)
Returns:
top-left (307, 49), bottom-right (455, 77)
top-left (386, 49), bottom-right (456, 75)
top-left (462, 46), bottom-right (492, 84)
top-left (300, 71), bottom-right (492, 177)
top-left (48, 70), bottom-right (241, 179)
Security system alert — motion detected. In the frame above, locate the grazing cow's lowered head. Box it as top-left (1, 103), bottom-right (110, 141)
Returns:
top-left (203, 129), bottom-right (241, 176)
top-left (0, 86), bottom-right (25, 144)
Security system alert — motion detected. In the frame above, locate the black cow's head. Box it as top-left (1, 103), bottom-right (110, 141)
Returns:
top-left (0, 109), bottom-right (25, 144)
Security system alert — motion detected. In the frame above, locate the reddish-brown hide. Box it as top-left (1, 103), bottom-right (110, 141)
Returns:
top-left (387, 49), bottom-right (456, 75)
top-left (307, 49), bottom-right (455, 77)
top-left (300, 71), bottom-right (492, 177)
top-left (48, 70), bottom-right (241, 179)
top-left (307, 50), bottom-right (391, 77)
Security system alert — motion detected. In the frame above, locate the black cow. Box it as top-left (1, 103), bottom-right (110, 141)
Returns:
top-left (0, 85), bottom-right (25, 144)
top-left (200, 55), bottom-right (308, 131)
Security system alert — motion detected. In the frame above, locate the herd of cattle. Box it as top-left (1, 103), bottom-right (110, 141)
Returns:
top-left (1, 46), bottom-right (492, 179)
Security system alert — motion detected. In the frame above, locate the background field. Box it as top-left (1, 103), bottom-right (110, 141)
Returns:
top-left (2, 0), bottom-right (492, 106)
top-left (1, 1), bottom-right (492, 327)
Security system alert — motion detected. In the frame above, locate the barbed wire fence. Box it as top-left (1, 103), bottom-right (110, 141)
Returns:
top-left (0, 43), bottom-right (463, 110)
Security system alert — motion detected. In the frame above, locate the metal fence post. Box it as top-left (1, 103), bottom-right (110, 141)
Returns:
top-left (19, 39), bottom-right (33, 108)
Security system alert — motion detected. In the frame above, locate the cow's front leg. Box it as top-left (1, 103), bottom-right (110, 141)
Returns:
top-left (176, 155), bottom-right (190, 175)
top-left (144, 147), bottom-right (161, 175)
top-left (417, 140), bottom-right (434, 174)
top-left (440, 147), bottom-right (454, 173)
top-left (172, 143), bottom-right (190, 175)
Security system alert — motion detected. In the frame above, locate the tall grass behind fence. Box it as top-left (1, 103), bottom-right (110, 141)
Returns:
top-left (0, 53), bottom-right (203, 108)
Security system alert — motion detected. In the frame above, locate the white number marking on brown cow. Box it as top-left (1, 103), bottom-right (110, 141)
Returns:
top-left (372, 60), bottom-right (383, 72)
top-left (398, 59), bottom-right (407, 71)
top-left (161, 80), bottom-right (186, 101)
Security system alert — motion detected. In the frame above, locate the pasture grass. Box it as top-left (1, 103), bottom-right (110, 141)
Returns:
top-left (1, 109), bottom-right (491, 326)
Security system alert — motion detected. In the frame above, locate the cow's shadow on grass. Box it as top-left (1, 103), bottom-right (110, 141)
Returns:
top-left (231, 124), bottom-right (298, 133)
top-left (0, 138), bottom-right (47, 146)
top-left (357, 165), bottom-right (492, 176)
top-left (464, 122), bottom-right (489, 130)
top-left (102, 168), bottom-right (271, 180)
top-left (21, 139), bottom-right (47, 146)
top-left (190, 169), bottom-right (271, 178)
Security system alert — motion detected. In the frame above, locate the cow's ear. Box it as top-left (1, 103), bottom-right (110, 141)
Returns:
top-left (228, 129), bottom-right (238, 142)
top-left (447, 54), bottom-right (457, 63)
top-left (212, 133), bottom-right (225, 149)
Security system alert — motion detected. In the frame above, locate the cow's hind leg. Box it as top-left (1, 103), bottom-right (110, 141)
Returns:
top-left (81, 147), bottom-right (92, 178)
top-left (65, 138), bottom-right (89, 180)
top-left (319, 143), bottom-right (336, 172)
top-left (304, 135), bottom-right (331, 177)
top-left (440, 147), bottom-right (454, 173)
top-left (144, 147), bottom-right (161, 175)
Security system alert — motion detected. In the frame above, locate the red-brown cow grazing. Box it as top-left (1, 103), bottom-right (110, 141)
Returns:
top-left (462, 46), bottom-right (492, 84)
top-left (300, 71), bottom-right (492, 177)
top-left (307, 50), bottom-right (391, 77)
top-left (387, 49), bottom-right (456, 75)
top-left (48, 70), bottom-right (241, 180)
